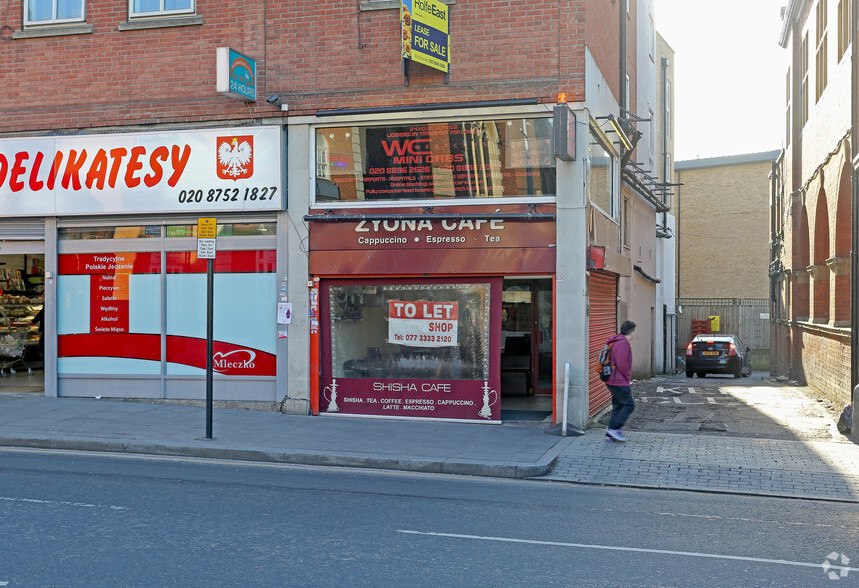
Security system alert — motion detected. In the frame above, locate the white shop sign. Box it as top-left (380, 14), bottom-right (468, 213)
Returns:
top-left (388, 300), bottom-right (458, 348)
top-left (0, 126), bottom-right (282, 216)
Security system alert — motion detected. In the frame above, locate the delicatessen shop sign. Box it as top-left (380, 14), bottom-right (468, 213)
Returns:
top-left (0, 126), bottom-right (282, 216)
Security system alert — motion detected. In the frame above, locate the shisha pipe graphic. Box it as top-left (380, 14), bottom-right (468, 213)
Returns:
top-left (323, 379), bottom-right (339, 412)
top-left (478, 381), bottom-right (497, 419)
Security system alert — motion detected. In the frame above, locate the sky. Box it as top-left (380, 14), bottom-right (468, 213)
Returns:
top-left (655, 0), bottom-right (788, 162)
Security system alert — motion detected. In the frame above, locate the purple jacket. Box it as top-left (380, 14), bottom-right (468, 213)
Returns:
top-left (605, 333), bottom-right (632, 386)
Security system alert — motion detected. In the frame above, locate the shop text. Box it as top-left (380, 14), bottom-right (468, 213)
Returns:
top-left (178, 186), bottom-right (277, 204)
top-left (0, 145), bottom-right (191, 192)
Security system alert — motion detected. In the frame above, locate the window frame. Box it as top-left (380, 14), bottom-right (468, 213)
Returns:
top-left (24, 0), bottom-right (85, 26)
top-left (587, 124), bottom-right (619, 220)
top-left (129, 0), bottom-right (195, 19)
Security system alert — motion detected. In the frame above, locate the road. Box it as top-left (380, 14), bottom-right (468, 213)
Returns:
top-left (621, 371), bottom-right (846, 441)
top-left (1, 448), bottom-right (857, 587)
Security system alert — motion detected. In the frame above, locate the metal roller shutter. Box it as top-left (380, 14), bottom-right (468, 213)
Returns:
top-left (0, 219), bottom-right (45, 240)
top-left (588, 271), bottom-right (617, 416)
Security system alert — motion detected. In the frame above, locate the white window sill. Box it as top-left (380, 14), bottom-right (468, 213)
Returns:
top-left (360, 0), bottom-right (454, 10)
top-left (13, 23), bottom-right (93, 39)
top-left (118, 15), bottom-right (203, 31)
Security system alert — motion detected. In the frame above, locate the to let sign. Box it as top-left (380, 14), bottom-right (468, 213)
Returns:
top-left (388, 300), bottom-right (458, 347)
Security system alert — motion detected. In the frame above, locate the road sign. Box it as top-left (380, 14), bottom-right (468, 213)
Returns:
top-left (197, 218), bottom-right (217, 259)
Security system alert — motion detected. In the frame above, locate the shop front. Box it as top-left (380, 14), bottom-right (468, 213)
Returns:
top-left (304, 111), bottom-right (558, 422)
top-left (0, 125), bottom-right (286, 401)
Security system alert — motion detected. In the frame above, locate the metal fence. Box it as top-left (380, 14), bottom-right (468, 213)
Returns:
top-left (676, 298), bottom-right (770, 369)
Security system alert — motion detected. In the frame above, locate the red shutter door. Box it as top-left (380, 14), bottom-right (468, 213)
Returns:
top-left (588, 272), bottom-right (618, 416)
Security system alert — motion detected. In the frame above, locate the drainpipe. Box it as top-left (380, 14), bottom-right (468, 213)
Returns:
top-left (619, 0), bottom-right (627, 114)
top-left (851, 0), bottom-right (858, 417)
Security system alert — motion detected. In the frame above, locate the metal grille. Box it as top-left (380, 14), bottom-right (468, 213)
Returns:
top-left (588, 272), bottom-right (617, 416)
top-left (676, 298), bottom-right (770, 352)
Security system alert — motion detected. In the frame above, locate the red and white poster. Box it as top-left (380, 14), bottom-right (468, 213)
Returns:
top-left (388, 300), bottom-right (458, 347)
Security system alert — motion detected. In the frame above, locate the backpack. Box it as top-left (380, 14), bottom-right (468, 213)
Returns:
top-left (597, 340), bottom-right (614, 382)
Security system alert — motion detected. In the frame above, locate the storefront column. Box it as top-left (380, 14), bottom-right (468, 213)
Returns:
top-left (44, 217), bottom-right (58, 398)
top-left (284, 123), bottom-right (312, 414)
top-left (554, 112), bottom-right (589, 429)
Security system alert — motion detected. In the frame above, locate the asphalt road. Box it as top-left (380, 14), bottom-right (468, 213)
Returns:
top-left (620, 372), bottom-right (845, 441)
top-left (1, 448), bottom-right (857, 587)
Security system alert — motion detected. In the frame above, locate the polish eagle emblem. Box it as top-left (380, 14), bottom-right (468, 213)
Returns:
top-left (216, 135), bottom-right (254, 180)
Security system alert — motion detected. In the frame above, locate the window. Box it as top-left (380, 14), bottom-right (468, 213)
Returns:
top-left (588, 130), bottom-right (616, 217)
top-left (665, 80), bottom-right (672, 139)
top-left (25, 0), bottom-right (84, 25)
top-left (648, 108), bottom-right (655, 152)
top-left (649, 15), bottom-right (655, 60)
top-left (837, 0), bottom-right (850, 61)
top-left (314, 118), bottom-right (556, 203)
top-left (785, 69), bottom-right (792, 147)
top-left (815, 0), bottom-right (828, 102)
top-left (130, 0), bottom-right (194, 18)
top-left (801, 33), bottom-right (809, 127)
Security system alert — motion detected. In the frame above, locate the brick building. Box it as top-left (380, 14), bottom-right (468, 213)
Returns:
top-left (675, 151), bottom-right (780, 300)
top-left (772, 0), bottom-right (852, 404)
top-left (0, 0), bottom-right (674, 428)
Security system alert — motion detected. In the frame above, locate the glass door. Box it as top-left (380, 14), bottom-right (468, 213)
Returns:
top-left (500, 278), bottom-right (552, 396)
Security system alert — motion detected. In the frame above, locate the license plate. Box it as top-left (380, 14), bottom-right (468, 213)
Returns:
top-left (702, 351), bottom-right (719, 356)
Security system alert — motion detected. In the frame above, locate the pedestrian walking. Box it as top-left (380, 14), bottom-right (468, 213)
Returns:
top-left (605, 320), bottom-right (636, 442)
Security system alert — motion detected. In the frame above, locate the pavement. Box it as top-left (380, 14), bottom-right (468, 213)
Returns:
top-left (1, 378), bottom-right (858, 503)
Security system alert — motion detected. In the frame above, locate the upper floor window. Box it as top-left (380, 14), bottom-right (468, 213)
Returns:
top-left (588, 129), bottom-right (617, 218)
top-left (785, 68), bottom-right (792, 147)
top-left (25, 0), bottom-right (84, 25)
top-left (815, 0), bottom-right (828, 102)
top-left (130, 0), bottom-right (194, 18)
top-left (837, 0), bottom-right (850, 61)
top-left (314, 117), bottom-right (556, 204)
top-left (800, 33), bottom-right (809, 127)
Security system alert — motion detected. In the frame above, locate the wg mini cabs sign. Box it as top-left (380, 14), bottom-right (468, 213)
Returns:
top-left (402, 0), bottom-right (450, 73)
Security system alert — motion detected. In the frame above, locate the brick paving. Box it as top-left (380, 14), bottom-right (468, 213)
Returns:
top-left (540, 429), bottom-right (859, 502)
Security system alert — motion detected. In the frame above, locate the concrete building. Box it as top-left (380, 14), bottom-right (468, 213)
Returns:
top-left (771, 0), bottom-right (852, 404)
top-left (0, 0), bottom-right (674, 430)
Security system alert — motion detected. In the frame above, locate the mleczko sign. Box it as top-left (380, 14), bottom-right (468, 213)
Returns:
top-left (0, 126), bottom-right (282, 216)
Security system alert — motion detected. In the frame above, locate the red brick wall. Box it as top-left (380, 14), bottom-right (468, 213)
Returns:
top-left (1, 0), bottom-right (607, 133)
top-left (791, 325), bottom-right (851, 405)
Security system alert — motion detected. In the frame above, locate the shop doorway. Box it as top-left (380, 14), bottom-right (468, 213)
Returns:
top-left (0, 243), bottom-right (45, 390)
top-left (500, 278), bottom-right (552, 419)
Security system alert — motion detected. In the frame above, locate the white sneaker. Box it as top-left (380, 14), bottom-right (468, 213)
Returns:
top-left (605, 429), bottom-right (627, 442)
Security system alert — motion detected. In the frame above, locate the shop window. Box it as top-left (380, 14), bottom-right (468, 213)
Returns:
top-left (57, 252), bottom-right (162, 375)
top-left (329, 283), bottom-right (490, 381)
top-left (57, 227), bottom-right (276, 378)
top-left (165, 250), bottom-right (276, 376)
top-left (165, 222), bottom-right (276, 237)
top-left (314, 117), bottom-right (555, 203)
top-left (130, 0), bottom-right (194, 18)
top-left (59, 226), bottom-right (162, 240)
top-left (25, 0), bottom-right (84, 25)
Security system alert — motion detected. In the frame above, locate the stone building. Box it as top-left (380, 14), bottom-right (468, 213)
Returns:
top-left (771, 0), bottom-right (852, 404)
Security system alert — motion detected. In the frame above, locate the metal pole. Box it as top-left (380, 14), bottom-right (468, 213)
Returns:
top-left (562, 362), bottom-right (570, 436)
top-left (206, 257), bottom-right (214, 439)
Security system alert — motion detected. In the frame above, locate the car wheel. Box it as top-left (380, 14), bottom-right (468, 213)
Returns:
top-left (734, 364), bottom-right (742, 378)
top-left (696, 371), bottom-right (706, 378)
top-left (685, 369), bottom-right (693, 378)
